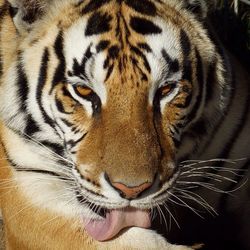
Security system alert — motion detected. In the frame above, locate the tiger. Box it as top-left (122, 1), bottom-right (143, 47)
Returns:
top-left (0, 0), bottom-right (249, 249)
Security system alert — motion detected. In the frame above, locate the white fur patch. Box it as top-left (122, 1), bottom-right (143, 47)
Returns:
top-left (97, 227), bottom-right (194, 250)
top-left (64, 19), bottom-right (107, 107)
top-left (0, 64), bottom-right (26, 131)
top-left (146, 18), bottom-right (182, 106)
top-left (2, 128), bottom-right (100, 221)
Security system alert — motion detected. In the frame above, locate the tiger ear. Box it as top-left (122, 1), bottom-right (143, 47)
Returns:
top-left (7, 0), bottom-right (48, 33)
top-left (184, 0), bottom-right (217, 19)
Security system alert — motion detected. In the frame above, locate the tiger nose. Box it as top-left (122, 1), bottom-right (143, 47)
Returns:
top-left (112, 182), bottom-right (153, 199)
top-left (104, 173), bottom-right (153, 199)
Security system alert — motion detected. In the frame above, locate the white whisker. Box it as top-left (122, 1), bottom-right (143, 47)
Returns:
top-left (162, 203), bottom-right (180, 229)
top-left (167, 191), bottom-right (204, 219)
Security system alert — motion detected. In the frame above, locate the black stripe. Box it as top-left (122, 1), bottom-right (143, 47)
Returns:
top-left (37, 48), bottom-right (55, 127)
top-left (103, 56), bottom-right (109, 69)
top-left (61, 118), bottom-right (74, 127)
top-left (108, 45), bottom-right (120, 59)
top-left (205, 64), bottom-right (216, 103)
top-left (130, 56), bottom-right (138, 66)
top-left (24, 114), bottom-right (41, 136)
top-left (55, 98), bottom-right (65, 114)
top-left (55, 98), bottom-right (73, 114)
top-left (162, 49), bottom-right (180, 75)
top-left (130, 45), bottom-right (151, 73)
top-left (72, 126), bottom-right (81, 133)
top-left (180, 30), bottom-right (192, 82)
top-left (85, 11), bottom-right (112, 36)
top-left (118, 57), bottom-right (123, 72)
top-left (105, 64), bottom-right (114, 81)
top-left (115, 13), bottom-right (131, 47)
top-left (40, 140), bottom-right (64, 156)
top-left (153, 88), bottom-right (162, 117)
top-left (186, 49), bottom-right (204, 123)
top-left (129, 55), bottom-right (148, 82)
top-left (173, 136), bottom-right (181, 148)
top-left (9, 6), bottom-right (18, 18)
top-left (137, 43), bottom-right (152, 52)
top-left (130, 16), bottom-right (162, 35)
top-left (15, 168), bottom-right (65, 179)
top-left (124, 0), bottom-right (157, 16)
top-left (195, 49), bottom-right (204, 89)
top-left (88, 93), bottom-right (102, 115)
top-left (82, 0), bottom-right (111, 14)
top-left (180, 29), bottom-right (191, 57)
top-left (96, 40), bottom-right (110, 52)
top-left (137, 66), bottom-right (148, 82)
top-left (182, 60), bottom-right (192, 82)
top-left (50, 31), bottom-right (66, 94)
top-left (67, 132), bottom-right (87, 148)
top-left (72, 45), bottom-right (92, 80)
top-left (22, 10), bottom-right (39, 24)
top-left (17, 57), bottom-right (29, 112)
top-left (62, 85), bottom-right (73, 98)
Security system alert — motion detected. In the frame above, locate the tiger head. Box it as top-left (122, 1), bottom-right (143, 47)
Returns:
top-left (0, 0), bottom-right (225, 241)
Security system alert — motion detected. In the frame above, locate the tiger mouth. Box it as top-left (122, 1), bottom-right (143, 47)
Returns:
top-left (73, 170), bottom-right (180, 241)
top-left (75, 191), bottom-right (140, 218)
top-left (75, 189), bottom-right (152, 241)
top-left (75, 191), bottom-right (151, 242)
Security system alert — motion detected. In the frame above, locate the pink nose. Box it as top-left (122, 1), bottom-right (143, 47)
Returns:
top-left (111, 181), bottom-right (153, 199)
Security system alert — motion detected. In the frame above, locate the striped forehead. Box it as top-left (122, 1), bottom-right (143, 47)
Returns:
top-left (144, 18), bottom-right (183, 80)
top-left (63, 4), bottom-right (185, 105)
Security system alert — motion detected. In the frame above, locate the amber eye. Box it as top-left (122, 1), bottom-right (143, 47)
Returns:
top-left (160, 83), bottom-right (177, 97)
top-left (74, 85), bottom-right (93, 97)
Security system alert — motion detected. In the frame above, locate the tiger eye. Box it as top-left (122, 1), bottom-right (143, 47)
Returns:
top-left (161, 84), bottom-right (176, 96)
top-left (75, 86), bottom-right (93, 96)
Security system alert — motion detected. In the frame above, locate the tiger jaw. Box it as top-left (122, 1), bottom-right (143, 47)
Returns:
top-left (73, 168), bottom-right (180, 241)
top-left (83, 208), bottom-right (151, 241)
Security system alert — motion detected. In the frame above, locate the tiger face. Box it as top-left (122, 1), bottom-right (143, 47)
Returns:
top-left (0, 0), bottom-right (221, 242)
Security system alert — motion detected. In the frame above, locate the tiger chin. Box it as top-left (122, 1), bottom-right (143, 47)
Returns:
top-left (0, 0), bottom-right (249, 249)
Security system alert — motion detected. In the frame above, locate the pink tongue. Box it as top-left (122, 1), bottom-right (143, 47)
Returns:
top-left (84, 208), bottom-right (151, 241)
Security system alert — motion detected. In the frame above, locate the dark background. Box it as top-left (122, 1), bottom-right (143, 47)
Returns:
top-left (213, 0), bottom-right (250, 67)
